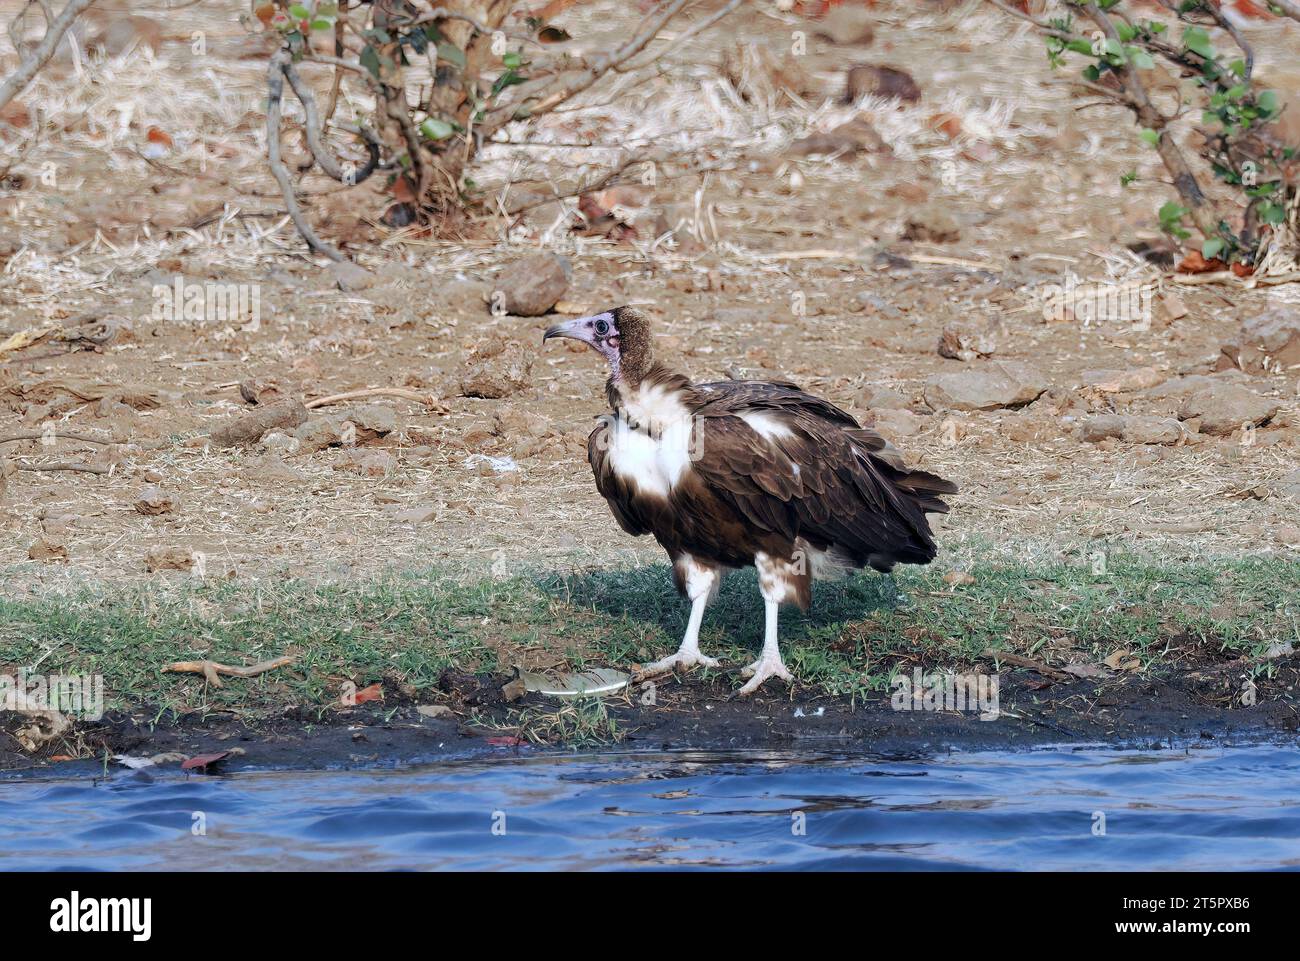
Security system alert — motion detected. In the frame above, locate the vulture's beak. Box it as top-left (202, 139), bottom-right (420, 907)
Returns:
top-left (542, 314), bottom-right (601, 347)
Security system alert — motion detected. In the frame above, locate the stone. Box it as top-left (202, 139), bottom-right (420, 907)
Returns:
top-left (1079, 414), bottom-right (1125, 443)
top-left (863, 408), bottom-right (924, 438)
top-left (1122, 415), bottom-right (1184, 445)
top-left (859, 386), bottom-right (910, 410)
top-left (492, 254), bottom-right (570, 316)
top-left (133, 484), bottom-right (175, 515)
top-left (845, 64), bottom-right (921, 103)
top-left (1080, 367), bottom-right (1166, 393)
top-left (460, 340), bottom-right (536, 399)
top-left (1178, 382), bottom-right (1279, 436)
top-left (1218, 305), bottom-right (1300, 373)
top-left (937, 321), bottom-right (995, 361)
top-left (924, 361), bottom-right (1048, 411)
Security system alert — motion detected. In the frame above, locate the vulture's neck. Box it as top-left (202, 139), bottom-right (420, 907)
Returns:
top-left (606, 354), bottom-right (697, 430)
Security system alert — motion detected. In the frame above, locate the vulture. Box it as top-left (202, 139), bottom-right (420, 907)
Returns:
top-left (543, 306), bottom-right (956, 696)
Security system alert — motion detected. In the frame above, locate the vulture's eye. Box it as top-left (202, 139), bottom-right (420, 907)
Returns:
top-left (594, 319), bottom-right (610, 335)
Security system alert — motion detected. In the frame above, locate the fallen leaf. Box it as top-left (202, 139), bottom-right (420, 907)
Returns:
top-left (182, 751), bottom-right (231, 771)
top-left (354, 682), bottom-right (384, 704)
top-left (487, 735), bottom-right (525, 747)
top-left (943, 571), bottom-right (976, 586)
top-left (416, 704), bottom-right (454, 718)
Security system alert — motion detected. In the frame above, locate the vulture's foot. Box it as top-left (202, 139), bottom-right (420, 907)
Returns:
top-left (735, 654), bottom-right (794, 696)
top-left (635, 649), bottom-right (721, 679)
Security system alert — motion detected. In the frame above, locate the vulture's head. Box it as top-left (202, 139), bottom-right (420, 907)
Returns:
top-left (542, 306), bottom-right (651, 382)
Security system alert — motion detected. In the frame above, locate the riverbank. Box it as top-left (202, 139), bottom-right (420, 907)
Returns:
top-left (3, 552), bottom-right (1297, 773)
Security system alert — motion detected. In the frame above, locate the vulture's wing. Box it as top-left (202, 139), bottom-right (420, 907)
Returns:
top-left (588, 417), bottom-right (652, 536)
top-left (690, 381), bottom-right (956, 568)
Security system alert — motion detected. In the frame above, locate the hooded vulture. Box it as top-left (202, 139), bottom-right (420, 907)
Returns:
top-left (543, 306), bottom-right (956, 695)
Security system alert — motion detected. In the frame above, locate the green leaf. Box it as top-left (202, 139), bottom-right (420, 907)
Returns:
top-left (1066, 38), bottom-right (1093, 55)
top-left (360, 45), bottom-right (381, 80)
top-left (1159, 200), bottom-right (1188, 224)
top-left (1201, 237), bottom-right (1225, 259)
top-left (419, 118), bottom-right (454, 140)
top-left (1229, 59), bottom-right (1246, 78)
top-left (437, 42), bottom-right (466, 70)
top-left (1129, 50), bottom-right (1154, 70)
top-left (1182, 26), bottom-right (1214, 60)
top-left (1258, 90), bottom-right (1279, 116)
top-left (310, 19), bottom-right (331, 31)
top-left (1258, 202), bottom-right (1286, 225)
top-left (502, 51), bottom-right (522, 69)
top-left (289, 3), bottom-right (311, 20)
top-left (1139, 128), bottom-right (1160, 147)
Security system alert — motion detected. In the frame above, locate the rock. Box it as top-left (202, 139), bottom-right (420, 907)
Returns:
top-left (493, 406), bottom-right (551, 438)
top-left (815, 6), bottom-right (875, 45)
top-left (863, 408), bottom-right (924, 438)
top-left (209, 399), bottom-right (309, 448)
top-left (338, 449), bottom-right (396, 477)
top-left (786, 118), bottom-right (887, 158)
top-left (1272, 468), bottom-right (1300, 502)
top-left (902, 204), bottom-right (960, 243)
top-left (338, 403), bottom-right (398, 441)
top-left (1122, 416), bottom-right (1184, 445)
top-left (145, 546), bottom-right (193, 572)
top-left (937, 321), bottom-right (996, 361)
top-left (1178, 382), bottom-right (1279, 436)
top-left (28, 537), bottom-right (67, 563)
top-left (1217, 306), bottom-right (1300, 373)
top-left (388, 505), bottom-right (437, 524)
top-left (859, 386), bottom-right (910, 410)
top-left (326, 259), bottom-right (376, 292)
top-left (293, 416), bottom-right (348, 452)
top-left (133, 484), bottom-right (175, 515)
top-left (924, 361), bottom-right (1048, 411)
top-left (1079, 414), bottom-right (1125, 443)
top-left (239, 377), bottom-right (283, 405)
top-left (460, 340), bottom-right (536, 399)
top-left (845, 64), bottom-right (921, 103)
top-left (1081, 367), bottom-right (1166, 393)
top-left (492, 254), bottom-right (570, 316)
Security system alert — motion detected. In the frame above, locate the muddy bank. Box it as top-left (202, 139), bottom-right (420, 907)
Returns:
top-left (4, 662), bottom-right (1296, 776)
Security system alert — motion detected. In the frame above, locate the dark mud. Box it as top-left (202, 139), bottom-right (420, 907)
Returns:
top-left (4, 659), bottom-right (1297, 776)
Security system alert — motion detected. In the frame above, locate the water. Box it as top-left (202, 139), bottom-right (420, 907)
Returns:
top-left (3, 746), bottom-right (1299, 870)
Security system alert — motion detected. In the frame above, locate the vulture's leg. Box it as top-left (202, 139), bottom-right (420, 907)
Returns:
top-left (638, 558), bottom-right (721, 676)
top-left (738, 554), bottom-right (798, 696)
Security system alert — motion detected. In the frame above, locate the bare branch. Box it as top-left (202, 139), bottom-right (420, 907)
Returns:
top-left (0, 0), bottom-right (97, 113)
top-left (266, 50), bottom-right (346, 262)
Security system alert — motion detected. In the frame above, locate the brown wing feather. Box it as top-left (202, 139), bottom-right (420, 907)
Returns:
top-left (689, 381), bottom-right (956, 569)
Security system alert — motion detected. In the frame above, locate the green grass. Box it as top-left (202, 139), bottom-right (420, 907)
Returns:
top-left (1, 554), bottom-right (1296, 714)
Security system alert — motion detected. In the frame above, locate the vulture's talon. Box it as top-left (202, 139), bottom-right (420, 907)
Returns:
top-left (736, 656), bottom-right (794, 695)
top-left (637, 651), bottom-right (721, 679)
